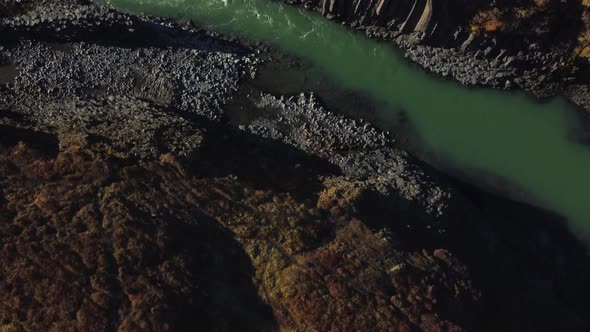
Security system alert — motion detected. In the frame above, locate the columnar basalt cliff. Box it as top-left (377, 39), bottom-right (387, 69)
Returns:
top-left (294, 0), bottom-right (582, 51)
top-left (287, 0), bottom-right (590, 92)
top-left (309, 0), bottom-right (483, 41)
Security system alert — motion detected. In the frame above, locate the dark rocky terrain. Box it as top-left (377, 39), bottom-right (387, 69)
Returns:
top-left (1, 0), bottom-right (590, 331)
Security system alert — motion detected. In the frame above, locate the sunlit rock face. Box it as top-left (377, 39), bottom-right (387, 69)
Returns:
top-left (294, 0), bottom-right (483, 39)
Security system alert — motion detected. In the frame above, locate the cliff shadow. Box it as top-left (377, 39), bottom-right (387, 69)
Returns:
top-left (166, 210), bottom-right (279, 331)
top-left (188, 122), bottom-right (340, 201)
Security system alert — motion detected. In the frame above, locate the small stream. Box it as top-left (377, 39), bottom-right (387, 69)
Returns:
top-left (103, 0), bottom-right (590, 232)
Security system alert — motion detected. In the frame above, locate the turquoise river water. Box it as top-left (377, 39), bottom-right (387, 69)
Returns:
top-left (103, 0), bottom-right (590, 232)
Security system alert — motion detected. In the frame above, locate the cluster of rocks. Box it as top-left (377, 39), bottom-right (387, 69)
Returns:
top-left (2, 94), bottom-right (207, 158)
top-left (238, 91), bottom-right (452, 220)
top-left (402, 41), bottom-right (574, 91)
top-left (0, 1), bottom-right (136, 40)
top-left (1, 36), bottom-right (255, 120)
top-left (0, 4), bottom-right (260, 158)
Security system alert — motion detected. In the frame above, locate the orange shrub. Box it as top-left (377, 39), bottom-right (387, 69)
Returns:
top-left (471, 7), bottom-right (505, 32)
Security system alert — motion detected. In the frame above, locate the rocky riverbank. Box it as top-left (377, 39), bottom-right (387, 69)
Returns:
top-left (1, 0), bottom-right (590, 331)
top-left (285, 0), bottom-right (590, 95)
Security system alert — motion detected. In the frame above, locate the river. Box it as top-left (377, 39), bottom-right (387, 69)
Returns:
top-left (101, 0), bottom-right (590, 232)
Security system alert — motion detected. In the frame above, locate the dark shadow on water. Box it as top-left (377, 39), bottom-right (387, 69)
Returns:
top-left (448, 179), bottom-right (590, 332)
top-left (356, 153), bottom-right (590, 332)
